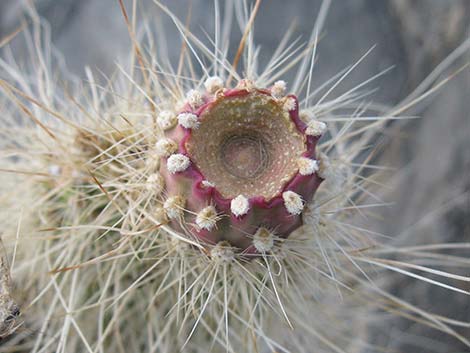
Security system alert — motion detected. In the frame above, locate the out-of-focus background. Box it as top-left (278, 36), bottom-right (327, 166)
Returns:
top-left (1, 1), bottom-right (469, 352)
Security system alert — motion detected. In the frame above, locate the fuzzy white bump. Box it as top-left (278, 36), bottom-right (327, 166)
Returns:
top-left (236, 79), bottom-right (255, 90)
top-left (316, 153), bottom-right (331, 179)
top-left (146, 173), bottom-right (165, 193)
top-left (271, 80), bottom-right (287, 99)
top-left (48, 164), bottom-right (62, 176)
top-left (297, 157), bottom-right (319, 176)
top-left (186, 89), bottom-right (204, 109)
top-left (211, 241), bottom-right (235, 263)
top-left (303, 206), bottom-right (321, 233)
top-left (305, 120), bottom-right (327, 137)
top-left (155, 138), bottom-right (178, 157)
top-left (201, 180), bottom-right (215, 188)
top-left (163, 196), bottom-right (186, 219)
top-left (177, 112), bottom-right (199, 129)
top-left (283, 97), bottom-right (296, 111)
top-left (154, 207), bottom-right (169, 224)
top-left (71, 170), bottom-right (82, 179)
top-left (204, 76), bottom-right (224, 94)
top-left (167, 154), bottom-right (190, 174)
top-left (157, 110), bottom-right (177, 130)
top-left (145, 153), bottom-right (160, 171)
top-left (299, 110), bottom-right (311, 122)
top-left (231, 195), bottom-right (250, 217)
top-left (253, 227), bottom-right (275, 253)
top-left (282, 191), bottom-right (304, 215)
top-left (196, 206), bottom-right (218, 231)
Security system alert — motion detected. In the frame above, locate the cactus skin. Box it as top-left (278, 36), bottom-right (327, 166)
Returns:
top-left (158, 80), bottom-right (324, 254)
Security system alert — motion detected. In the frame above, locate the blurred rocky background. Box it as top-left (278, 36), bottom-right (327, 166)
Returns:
top-left (1, 1), bottom-right (469, 352)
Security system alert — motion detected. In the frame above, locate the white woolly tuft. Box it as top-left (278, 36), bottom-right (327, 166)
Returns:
top-left (253, 227), bottom-right (275, 253)
top-left (157, 110), bottom-right (177, 130)
top-left (303, 206), bottom-right (321, 233)
top-left (210, 241), bottom-right (235, 263)
top-left (230, 195), bottom-right (250, 217)
top-left (196, 206), bottom-right (218, 231)
top-left (154, 207), bottom-right (169, 224)
top-left (204, 76), bottom-right (224, 94)
top-left (201, 180), bottom-right (215, 188)
top-left (177, 112), bottom-right (200, 129)
top-left (163, 196), bottom-right (186, 219)
top-left (271, 80), bottom-right (287, 99)
top-left (155, 138), bottom-right (178, 157)
top-left (186, 89), bottom-right (204, 108)
top-left (316, 152), bottom-right (331, 179)
top-left (167, 154), bottom-right (190, 174)
top-left (297, 157), bottom-right (319, 176)
top-left (282, 191), bottom-right (304, 215)
top-left (48, 164), bottom-right (62, 176)
top-left (283, 97), bottom-right (296, 111)
top-left (305, 120), bottom-right (327, 136)
top-left (146, 173), bottom-right (165, 194)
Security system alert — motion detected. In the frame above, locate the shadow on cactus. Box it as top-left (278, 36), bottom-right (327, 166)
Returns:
top-left (0, 1), bottom-right (469, 352)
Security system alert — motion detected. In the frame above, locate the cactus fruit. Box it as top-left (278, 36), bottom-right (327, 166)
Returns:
top-left (158, 80), bottom-right (323, 255)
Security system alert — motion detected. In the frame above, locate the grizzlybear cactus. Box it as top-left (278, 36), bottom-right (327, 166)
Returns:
top-left (2, 2), bottom-right (469, 352)
top-left (156, 78), bottom-right (326, 255)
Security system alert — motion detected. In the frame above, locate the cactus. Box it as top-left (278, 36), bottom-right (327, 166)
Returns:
top-left (0, 1), bottom-right (469, 353)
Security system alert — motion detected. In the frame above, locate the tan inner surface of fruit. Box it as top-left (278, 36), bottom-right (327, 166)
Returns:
top-left (186, 92), bottom-right (305, 200)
